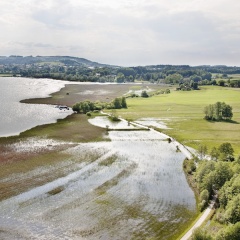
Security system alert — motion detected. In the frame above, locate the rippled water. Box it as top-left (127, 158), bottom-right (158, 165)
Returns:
top-left (0, 77), bottom-right (73, 137)
top-left (0, 129), bottom-right (197, 239)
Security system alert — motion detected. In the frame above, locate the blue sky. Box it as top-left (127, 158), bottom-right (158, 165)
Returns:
top-left (1, 0), bottom-right (240, 66)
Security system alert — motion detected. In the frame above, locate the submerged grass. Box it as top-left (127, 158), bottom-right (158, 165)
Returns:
top-left (0, 152), bottom-right (71, 201)
top-left (98, 155), bottom-right (118, 166)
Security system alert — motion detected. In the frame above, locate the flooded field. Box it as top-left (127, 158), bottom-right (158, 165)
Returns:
top-left (0, 119), bottom-right (197, 239)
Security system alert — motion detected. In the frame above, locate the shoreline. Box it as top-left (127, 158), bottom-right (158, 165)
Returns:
top-left (0, 79), bottom-right (200, 239)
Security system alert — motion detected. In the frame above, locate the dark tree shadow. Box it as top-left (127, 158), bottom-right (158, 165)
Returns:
top-left (205, 119), bottom-right (239, 124)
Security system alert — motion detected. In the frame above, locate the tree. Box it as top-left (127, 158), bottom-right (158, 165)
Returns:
top-left (165, 89), bottom-right (171, 94)
top-left (116, 73), bottom-right (125, 83)
top-left (215, 101), bottom-right (222, 120)
top-left (221, 103), bottom-right (233, 120)
top-left (198, 144), bottom-right (208, 159)
top-left (121, 97), bottom-right (127, 108)
top-left (218, 143), bottom-right (234, 161)
top-left (216, 222), bottom-right (240, 240)
top-left (192, 227), bottom-right (213, 240)
top-left (112, 98), bottom-right (122, 109)
top-left (219, 80), bottom-right (225, 86)
top-left (110, 109), bottom-right (120, 121)
top-left (199, 189), bottom-right (209, 211)
top-left (219, 175), bottom-right (240, 208)
top-left (213, 162), bottom-right (233, 190)
top-left (165, 73), bottom-right (183, 84)
top-left (141, 90), bottom-right (149, 98)
top-left (191, 81), bottom-right (199, 90)
top-left (190, 75), bottom-right (202, 82)
top-left (210, 147), bottom-right (220, 161)
top-left (224, 195), bottom-right (240, 224)
top-left (204, 102), bottom-right (233, 121)
top-left (202, 72), bottom-right (212, 81)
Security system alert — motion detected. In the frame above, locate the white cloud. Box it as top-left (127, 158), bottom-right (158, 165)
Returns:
top-left (0, 0), bottom-right (240, 66)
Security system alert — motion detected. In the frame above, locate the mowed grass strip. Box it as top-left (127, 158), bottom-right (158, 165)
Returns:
top-left (120, 86), bottom-right (240, 154)
top-left (0, 114), bottom-right (106, 144)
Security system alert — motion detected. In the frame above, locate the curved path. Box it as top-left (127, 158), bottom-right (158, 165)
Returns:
top-left (101, 113), bottom-right (208, 240)
top-left (180, 199), bottom-right (215, 240)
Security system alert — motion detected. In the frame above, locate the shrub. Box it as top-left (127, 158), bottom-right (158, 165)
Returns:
top-left (216, 222), bottom-right (240, 240)
top-left (141, 90), bottom-right (149, 98)
top-left (192, 228), bottom-right (213, 240)
top-left (224, 195), bottom-right (240, 224)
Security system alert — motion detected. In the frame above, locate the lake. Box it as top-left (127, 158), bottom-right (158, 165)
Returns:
top-left (0, 78), bottom-right (197, 239)
top-left (0, 77), bottom-right (73, 137)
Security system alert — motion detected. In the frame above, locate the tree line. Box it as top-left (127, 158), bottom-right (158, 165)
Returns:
top-left (184, 141), bottom-right (240, 239)
top-left (72, 97), bottom-right (127, 114)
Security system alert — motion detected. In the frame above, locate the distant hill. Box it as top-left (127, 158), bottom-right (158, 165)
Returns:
top-left (0, 55), bottom-right (116, 68)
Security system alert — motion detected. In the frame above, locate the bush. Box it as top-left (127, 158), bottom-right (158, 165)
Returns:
top-left (141, 90), bottom-right (149, 98)
top-left (192, 227), bottom-right (213, 240)
top-left (224, 195), bottom-right (240, 224)
top-left (198, 189), bottom-right (209, 211)
top-left (165, 89), bottom-right (171, 94)
top-left (200, 189), bottom-right (209, 203)
top-left (198, 200), bottom-right (207, 212)
top-left (216, 222), bottom-right (240, 240)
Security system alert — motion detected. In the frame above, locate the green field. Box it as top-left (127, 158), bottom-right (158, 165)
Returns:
top-left (117, 86), bottom-right (240, 155)
top-left (0, 74), bottom-right (13, 77)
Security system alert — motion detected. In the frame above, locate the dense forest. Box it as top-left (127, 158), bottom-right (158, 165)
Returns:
top-left (184, 141), bottom-right (240, 239)
top-left (1, 56), bottom-right (240, 90)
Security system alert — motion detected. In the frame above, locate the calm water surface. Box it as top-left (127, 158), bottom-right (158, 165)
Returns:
top-left (0, 77), bottom-right (73, 137)
top-left (0, 81), bottom-right (198, 239)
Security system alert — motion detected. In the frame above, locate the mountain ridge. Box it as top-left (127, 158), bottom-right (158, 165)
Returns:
top-left (0, 55), bottom-right (117, 68)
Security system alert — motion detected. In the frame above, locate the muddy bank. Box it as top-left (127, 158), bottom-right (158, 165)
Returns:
top-left (21, 83), bottom-right (162, 106)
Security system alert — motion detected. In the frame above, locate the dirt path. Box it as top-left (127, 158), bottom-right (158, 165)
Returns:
top-left (180, 200), bottom-right (215, 240)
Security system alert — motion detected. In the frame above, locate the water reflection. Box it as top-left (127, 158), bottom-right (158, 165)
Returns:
top-left (0, 77), bottom-right (72, 137)
top-left (0, 127), bottom-right (197, 239)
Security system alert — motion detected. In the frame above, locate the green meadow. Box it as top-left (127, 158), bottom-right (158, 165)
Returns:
top-left (119, 86), bottom-right (240, 155)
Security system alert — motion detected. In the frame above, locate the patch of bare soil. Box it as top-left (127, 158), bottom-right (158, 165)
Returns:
top-left (21, 83), bottom-right (161, 106)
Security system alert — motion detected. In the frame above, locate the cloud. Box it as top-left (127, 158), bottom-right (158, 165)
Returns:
top-left (0, 0), bottom-right (240, 66)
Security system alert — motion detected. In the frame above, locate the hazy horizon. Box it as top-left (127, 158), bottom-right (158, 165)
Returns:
top-left (1, 0), bottom-right (240, 67)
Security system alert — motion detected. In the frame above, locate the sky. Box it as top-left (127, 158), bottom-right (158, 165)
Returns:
top-left (0, 0), bottom-right (240, 66)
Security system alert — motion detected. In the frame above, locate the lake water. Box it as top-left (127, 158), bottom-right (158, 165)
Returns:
top-left (0, 77), bottom-right (73, 137)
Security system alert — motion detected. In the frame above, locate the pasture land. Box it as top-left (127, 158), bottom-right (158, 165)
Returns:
top-left (21, 83), bottom-right (240, 154)
top-left (118, 86), bottom-right (240, 155)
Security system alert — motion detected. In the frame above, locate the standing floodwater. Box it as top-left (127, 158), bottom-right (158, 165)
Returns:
top-left (0, 125), bottom-right (197, 239)
top-left (0, 77), bottom-right (72, 137)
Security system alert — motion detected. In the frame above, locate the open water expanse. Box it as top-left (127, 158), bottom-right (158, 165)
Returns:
top-left (0, 77), bottom-right (73, 137)
top-left (0, 78), bottom-right (197, 239)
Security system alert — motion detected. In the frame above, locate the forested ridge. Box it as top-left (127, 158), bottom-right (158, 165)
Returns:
top-left (1, 56), bottom-right (240, 89)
